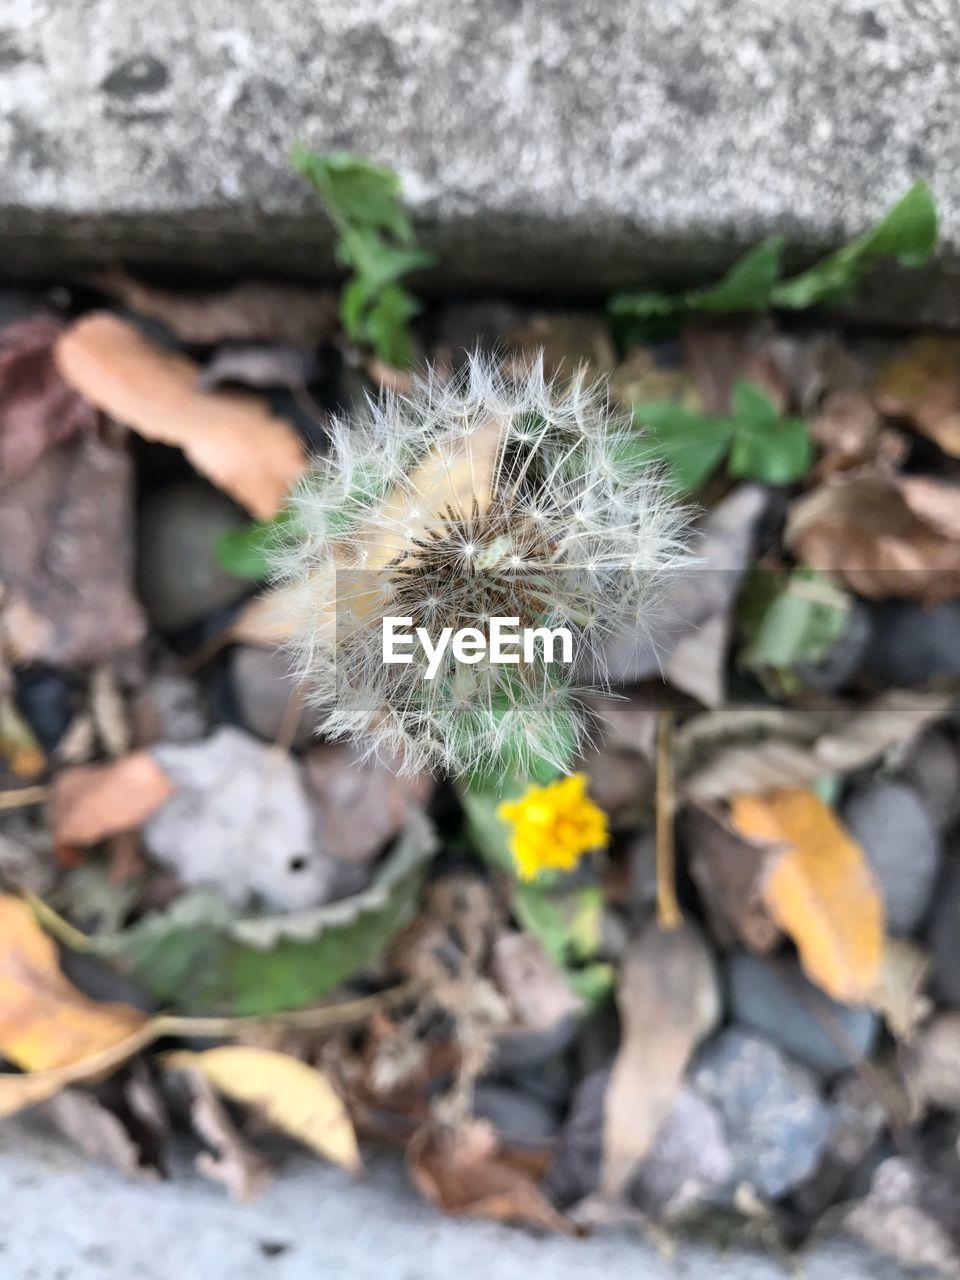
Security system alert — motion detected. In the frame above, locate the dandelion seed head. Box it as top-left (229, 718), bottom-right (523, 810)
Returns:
top-left (272, 352), bottom-right (689, 778)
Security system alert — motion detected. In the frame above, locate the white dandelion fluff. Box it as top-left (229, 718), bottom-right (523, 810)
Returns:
top-left (271, 352), bottom-right (689, 779)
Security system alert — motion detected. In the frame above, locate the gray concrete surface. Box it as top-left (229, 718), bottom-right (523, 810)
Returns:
top-left (1, 1), bottom-right (960, 322)
top-left (0, 1117), bottom-right (925, 1280)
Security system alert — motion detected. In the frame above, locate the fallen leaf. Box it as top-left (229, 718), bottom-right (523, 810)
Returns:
top-left (677, 691), bottom-right (951, 802)
top-left (810, 390), bottom-right (906, 477)
top-left (42, 1071), bottom-right (167, 1181)
top-left (55, 314), bottom-right (307, 519)
top-left (0, 894), bottom-right (147, 1072)
top-left (602, 921), bottom-right (720, 1195)
top-left (165, 1046), bottom-right (361, 1173)
top-left (0, 433), bottom-right (145, 667)
top-left (874, 336), bottom-right (960, 455)
top-left (0, 313), bottom-right (98, 486)
top-left (92, 269), bottom-right (339, 347)
top-left (902, 1013), bottom-right (960, 1117)
top-left (729, 789), bottom-right (885, 1002)
top-left (600, 484), bottom-right (769, 702)
top-left (408, 1120), bottom-right (574, 1233)
top-left (684, 804), bottom-right (782, 952)
top-left (786, 470), bottom-right (960, 602)
top-left (52, 752), bottom-right (174, 849)
top-left (868, 937), bottom-right (932, 1042)
top-left (143, 727), bottom-right (335, 913)
top-left (186, 1071), bottom-right (274, 1201)
top-left (503, 313), bottom-right (616, 385)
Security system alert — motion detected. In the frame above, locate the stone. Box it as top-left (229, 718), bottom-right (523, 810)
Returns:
top-left (841, 782), bottom-right (941, 934)
top-left (545, 1067), bottom-right (608, 1206)
top-left (795, 600), bottom-right (873, 694)
top-left (628, 1087), bottom-right (733, 1217)
top-left (228, 645), bottom-right (319, 750)
top-left (132, 672), bottom-right (208, 746)
top-left (689, 1028), bottom-right (833, 1201)
top-left (930, 863), bottom-right (960, 1008)
top-left (471, 1083), bottom-right (559, 1147)
top-left (862, 602), bottom-right (960, 687)
top-left (727, 950), bottom-right (879, 1075)
top-left (136, 480), bottom-right (250, 631)
top-left (901, 730), bottom-right (960, 831)
top-left (14, 667), bottom-right (74, 753)
top-left (4, 4), bottom-right (960, 327)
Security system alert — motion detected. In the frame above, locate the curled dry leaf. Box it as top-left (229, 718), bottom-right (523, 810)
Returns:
top-left (93, 268), bottom-right (339, 347)
top-left (785, 469), bottom-right (960, 602)
top-left (0, 313), bottom-right (98, 486)
top-left (0, 434), bottom-right (145, 668)
top-left (683, 804), bottom-right (782, 953)
top-left (868, 937), bottom-right (932, 1042)
top-left (729, 789), bottom-right (885, 1003)
top-left (874, 335), bottom-right (960, 456)
top-left (55, 314), bottom-right (307, 519)
top-left (187, 1071), bottom-right (274, 1202)
top-left (408, 1120), bottom-right (574, 1234)
top-left (0, 894), bottom-right (147, 1073)
top-left (43, 1075), bottom-right (167, 1181)
top-left (490, 931), bottom-right (583, 1032)
top-left (165, 1046), bottom-right (361, 1173)
top-left (602, 921), bottom-right (720, 1196)
top-left (52, 751), bottom-right (174, 849)
top-left (677, 691), bottom-right (951, 803)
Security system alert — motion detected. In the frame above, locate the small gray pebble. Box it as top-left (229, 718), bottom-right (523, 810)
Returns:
top-left (136, 480), bottom-right (250, 631)
top-left (690, 1028), bottom-right (833, 1201)
top-left (727, 951), bottom-right (879, 1075)
top-left (901, 731), bottom-right (960, 831)
top-left (471, 1083), bottom-right (559, 1147)
top-left (841, 782), bottom-right (941, 934)
top-left (229, 645), bottom-right (319, 749)
top-left (930, 863), bottom-right (960, 1008)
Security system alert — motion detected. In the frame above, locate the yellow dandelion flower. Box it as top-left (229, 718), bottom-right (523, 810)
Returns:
top-left (497, 773), bottom-right (610, 882)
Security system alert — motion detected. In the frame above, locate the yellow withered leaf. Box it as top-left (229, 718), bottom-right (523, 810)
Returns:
top-left (0, 895), bottom-right (147, 1072)
top-left (728, 789), bottom-right (885, 1003)
top-left (165, 1047), bottom-right (361, 1173)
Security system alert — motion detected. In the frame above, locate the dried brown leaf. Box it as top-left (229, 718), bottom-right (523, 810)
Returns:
top-left (52, 751), bottom-right (174, 848)
top-left (42, 1074), bottom-right (166, 1181)
top-left (93, 269), bottom-right (338, 347)
top-left (874, 335), bottom-right (960, 455)
top-left (0, 434), bottom-right (145, 667)
top-left (490, 932), bottom-right (583, 1032)
top-left (55, 314), bottom-right (307, 519)
top-left (408, 1120), bottom-right (575, 1233)
top-left (684, 804), bottom-right (782, 952)
top-left (187, 1071), bottom-right (274, 1202)
top-left (786, 470), bottom-right (960, 602)
top-left (602, 921), bottom-right (720, 1195)
top-left (0, 313), bottom-right (98, 486)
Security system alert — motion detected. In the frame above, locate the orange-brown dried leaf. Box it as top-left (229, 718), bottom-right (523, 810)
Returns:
top-left (52, 751), bottom-right (173, 848)
top-left (0, 895), bottom-right (147, 1072)
top-left (55, 313), bottom-right (307, 519)
top-left (729, 788), bottom-right (885, 1003)
top-left (408, 1121), bottom-right (575, 1234)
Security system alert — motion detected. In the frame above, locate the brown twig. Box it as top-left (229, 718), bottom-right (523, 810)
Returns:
top-left (655, 706), bottom-right (682, 930)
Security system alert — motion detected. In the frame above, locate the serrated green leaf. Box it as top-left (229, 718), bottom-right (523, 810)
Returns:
top-left (84, 809), bottom-right (435, 1015)
top-left (608, 183), bottom-right (937, 326)
top-left (771, 180), bottom-right (938, 309)
top-left (631, 401), bottom-right (736, 494)
top-left (293, 144), bottom-right (432, 367)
